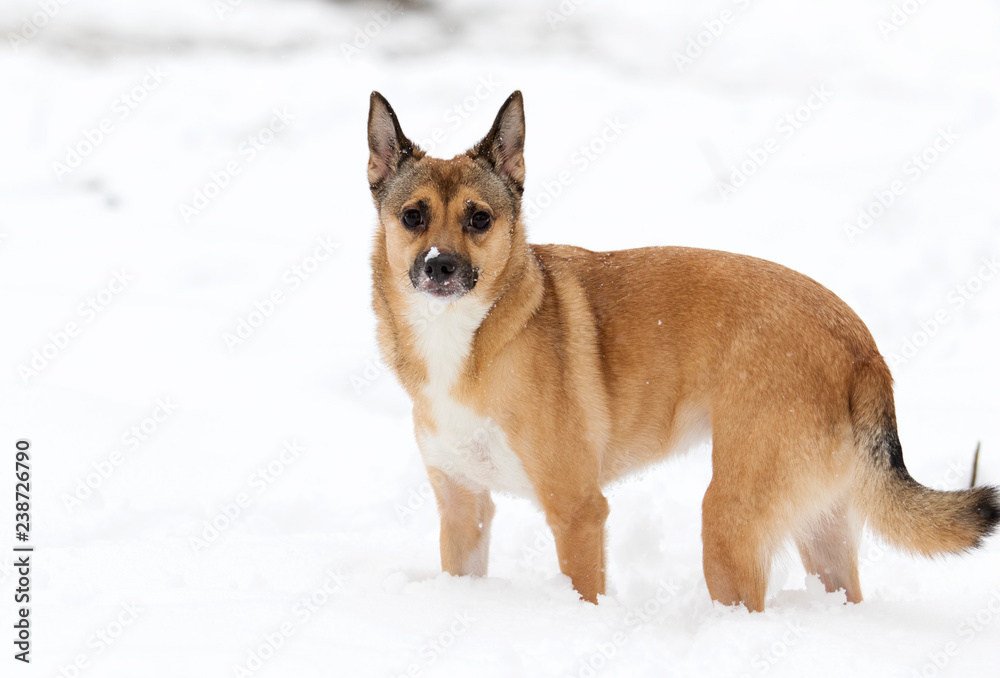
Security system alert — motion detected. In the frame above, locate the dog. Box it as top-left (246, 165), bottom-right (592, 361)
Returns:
top-left (366, 90), bottom-right (998, 610)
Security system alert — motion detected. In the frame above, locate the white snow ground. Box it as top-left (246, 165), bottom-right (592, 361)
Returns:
top-left (1, 0), bottom-right (1000, 676)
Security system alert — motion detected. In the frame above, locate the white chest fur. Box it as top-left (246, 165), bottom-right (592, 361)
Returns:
top-left (407, 295), bottom-right (536, 500)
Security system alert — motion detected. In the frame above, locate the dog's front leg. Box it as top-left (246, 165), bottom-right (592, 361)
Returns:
top-left (427, 467), bottom-right (496, 577)
top-left (540, 486), bottom-right (609, 603)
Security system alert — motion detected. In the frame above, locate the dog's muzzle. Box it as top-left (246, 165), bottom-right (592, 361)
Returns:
top-left (410, 250), bottom-right (478, 299)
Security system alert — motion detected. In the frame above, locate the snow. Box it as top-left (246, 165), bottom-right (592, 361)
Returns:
top-left (426, 246), bottom-right (440, 262)
top-left (1, 0), bottom-right (999, 676)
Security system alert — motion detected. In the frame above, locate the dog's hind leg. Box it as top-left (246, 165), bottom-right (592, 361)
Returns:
top-left (428, 467), bottom-right (495, 577)
top-left (794, 499), bottom-right (863, 603)
top-left (703, 399), bottom-right (856, 611)
top-left (701, 476), bottom-right (773, 612)
top-left (701, 415), bottom-right (799, 612)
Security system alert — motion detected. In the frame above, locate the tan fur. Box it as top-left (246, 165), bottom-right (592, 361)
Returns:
top-left (366, 91), bottom-right (999, 610)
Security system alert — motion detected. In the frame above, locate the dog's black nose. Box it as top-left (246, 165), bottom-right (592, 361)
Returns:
top-left (424, 253), bottom-right (459, 284)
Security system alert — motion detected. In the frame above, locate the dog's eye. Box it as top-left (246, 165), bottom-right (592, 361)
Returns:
top-left (470, 211), bottom-right (491, 232)
top-left (401, 209), bottom-right (423, 230)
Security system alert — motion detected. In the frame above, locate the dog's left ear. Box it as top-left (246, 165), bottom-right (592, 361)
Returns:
top-left (368, 91), bottom-right (422, 193)
top-left (470, 91), bottom-right (525, 194)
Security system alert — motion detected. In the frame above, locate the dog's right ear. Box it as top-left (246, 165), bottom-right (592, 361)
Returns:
top-left (367, 92), bottom-right (422, 193)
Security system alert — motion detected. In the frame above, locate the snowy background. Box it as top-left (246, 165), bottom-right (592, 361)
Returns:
top-left (2, 0), bottom-right (1000, 675)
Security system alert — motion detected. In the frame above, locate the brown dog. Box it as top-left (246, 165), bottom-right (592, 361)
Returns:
top-left (367, 90), bottom-right (998, 610)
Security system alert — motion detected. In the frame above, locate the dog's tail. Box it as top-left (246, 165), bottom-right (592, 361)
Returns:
top-left (850, 355), bottom-right (999, 555)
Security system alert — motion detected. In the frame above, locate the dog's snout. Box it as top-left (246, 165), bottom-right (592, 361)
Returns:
top-left (410, 249), bottom-right (475, 299)
top-left (424, 253), bottom-right (459, 284)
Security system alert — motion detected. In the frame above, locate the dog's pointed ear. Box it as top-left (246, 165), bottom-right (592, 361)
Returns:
top-left (367, 91), bottom-right (422, 192)
top-left (470, 91), bottom-right (525, 193)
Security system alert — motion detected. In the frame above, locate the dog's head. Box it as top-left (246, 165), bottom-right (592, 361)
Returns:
top-left (367, 90), bottom-right (525, 304)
